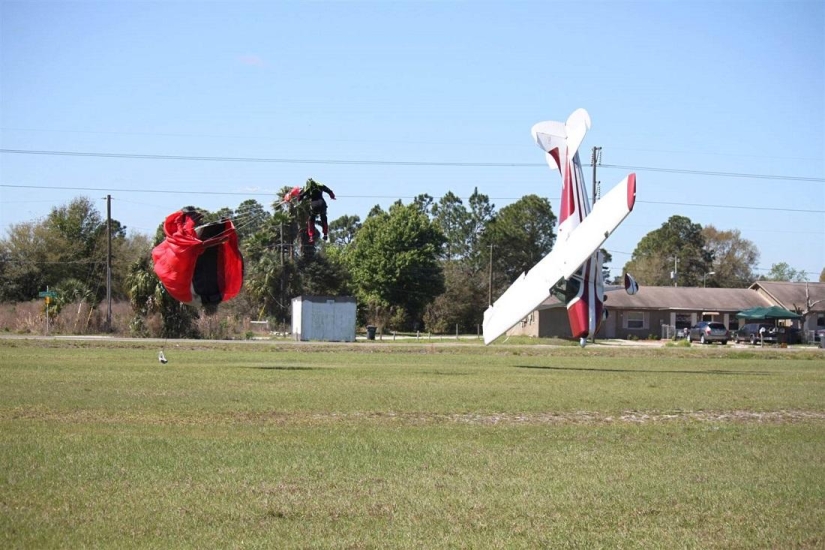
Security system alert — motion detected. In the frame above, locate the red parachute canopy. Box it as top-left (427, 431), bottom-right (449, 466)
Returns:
top-left (151, 210), bottom-right (243, 306)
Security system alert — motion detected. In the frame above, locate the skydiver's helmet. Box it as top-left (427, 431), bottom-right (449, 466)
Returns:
top-left (181, 206), bottom-right (204, 226)
top-left (304, 178), bottom-right (321, 194)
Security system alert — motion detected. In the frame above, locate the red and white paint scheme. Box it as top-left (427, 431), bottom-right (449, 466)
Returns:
top-left (483, 109), bottom-right (638, 346)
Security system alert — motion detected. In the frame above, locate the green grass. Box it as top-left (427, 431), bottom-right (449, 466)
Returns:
top-left (1, 339), bottom-right (824, 548)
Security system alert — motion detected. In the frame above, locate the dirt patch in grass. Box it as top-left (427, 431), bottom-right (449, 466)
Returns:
top-left (4, 407), bottom-right (824, 428)
top-left (5, 336), bottom-right (824, 361)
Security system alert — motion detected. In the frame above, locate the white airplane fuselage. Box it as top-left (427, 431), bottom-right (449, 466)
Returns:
top-left (548, 146), bottom-right (605, 340)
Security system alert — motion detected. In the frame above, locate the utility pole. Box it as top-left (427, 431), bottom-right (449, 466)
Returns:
top-left (280, 220), bottom-right (284, 267)
top-left (280, 220), bottom-right (285, 318)
top-left (591, 146), bottom-right (602, 206)
top-left (488, 243), bottom-right (493, 306)
top-left (670, 257), bottom-right (679, 287)
top-left (106, 194), bottom-right (112, 330)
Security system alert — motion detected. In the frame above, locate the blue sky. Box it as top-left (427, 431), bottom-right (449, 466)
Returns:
top-left (1, 0), bottom-right (823, 280)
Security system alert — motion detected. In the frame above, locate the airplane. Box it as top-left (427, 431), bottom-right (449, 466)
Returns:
top-left (483, 109), bottom-right (639, 347)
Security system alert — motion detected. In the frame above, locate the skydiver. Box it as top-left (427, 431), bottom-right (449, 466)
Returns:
top-left (299, 178), bottom-right (336, 243)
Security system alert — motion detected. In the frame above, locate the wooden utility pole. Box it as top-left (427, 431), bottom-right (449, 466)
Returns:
top-left (106, 194), bottom-right (112, 330)
top-left (280, 220), bottom-right (285, 316)
top-left (488, 243), bottom-right (493, 306)
top-left (671, 257), bottom-right (679, 287)
top-left (591, 146), bottom-right (601, 206)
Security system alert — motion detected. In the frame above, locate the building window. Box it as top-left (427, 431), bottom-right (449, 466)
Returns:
top-left (625, 311), bottom-right (646, 330)
top-left (675, 314), bottom-right (691, 330)
top-left (817, 314), bottom-right (825, 328)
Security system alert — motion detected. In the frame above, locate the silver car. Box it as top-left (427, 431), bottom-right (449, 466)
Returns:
top-left (688, 321), bottom-right (729, 345)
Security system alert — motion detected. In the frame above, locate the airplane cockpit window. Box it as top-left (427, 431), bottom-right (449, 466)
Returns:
top-left (565, 277), bottom-right (582, 303)
top-left (550, 281), bottom-right (566, 302)
top-left (551, 278), bottom-right (583, 303)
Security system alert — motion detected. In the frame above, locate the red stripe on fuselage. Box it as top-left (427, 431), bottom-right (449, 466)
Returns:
top-left (560, 155), bottom-right (575, 223)
top-left (574, 169), bottom-right (585, 223)
top-left (566, 256), bottom-right (606, 339)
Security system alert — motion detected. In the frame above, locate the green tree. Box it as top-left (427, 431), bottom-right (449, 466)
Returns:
top-left (484, 194), bottom-right (556, 295)
top-left (764, 262), bottom-right (808, 282)
top-left (43, 197), bottom-right (110, 292)
top-left (0, 197), bottom-right (139, 302)
top-left (412, 193), bottom-right (434, 216)
top-left (432, 192), bottom-right (471, 261)
top-left (465, 188), bottom-right (496, 274)
top-left (623, 215), bottom-right (712, 286)
top-left (0, 221), bottom-right (50, 301)
top-left (296, 253), bottom-right (351, 297)
top-left (328, 214), bottom-right (362, 245)
top-left (423, 261), bottom-right (487, 334)
top-left (702, 225), bottom-right (760, 287)
top-left (820, 267), bottom-right (825, 283)
top-left (209, 207), bottom-right (235, 223)
top-left (344, 202), bottom-right (445, 330)
top-left (242, 209), bottom-right (297, 321)
top-left (601, 248), bottom-right (613, 281)
top-left (234, 199), bottom-right (270, 241)
top-left (425, 188), bottom-right (497, 332)
top-left (125, 254), bottom-right (199, 338)
top-left (367, 204), bottom-right (385, 218)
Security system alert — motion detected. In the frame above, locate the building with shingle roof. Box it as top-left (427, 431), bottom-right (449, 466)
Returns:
top-left (750, 281), bottom-right (825, 336)
top-left (506, 283), bottom-right (822, 340)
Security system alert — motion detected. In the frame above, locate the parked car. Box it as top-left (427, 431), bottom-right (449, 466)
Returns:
top-left (688, 321), bottom-right (729, 345)
top-left (735, 323), bottom-right (778, 345)
top-left (785, 327), bottom-right (803, 345)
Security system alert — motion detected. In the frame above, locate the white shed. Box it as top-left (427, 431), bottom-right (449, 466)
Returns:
top-left (291, 296), bottom-right (357, 342)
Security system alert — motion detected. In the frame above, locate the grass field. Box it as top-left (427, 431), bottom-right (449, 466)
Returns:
top-left (1, 338), bottom-right (824, 549)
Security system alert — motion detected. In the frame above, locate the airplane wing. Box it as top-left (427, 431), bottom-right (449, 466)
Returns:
top-left (483, 173), bottom-right (636, 344)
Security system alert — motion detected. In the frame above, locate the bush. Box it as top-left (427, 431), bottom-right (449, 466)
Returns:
top-left (665, 339), bottom-right (691, 348)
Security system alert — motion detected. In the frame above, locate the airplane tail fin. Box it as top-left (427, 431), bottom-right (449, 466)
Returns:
top-left (531, 108), bottom-right (591, 162)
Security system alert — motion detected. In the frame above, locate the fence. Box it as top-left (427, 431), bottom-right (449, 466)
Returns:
top-left (661, 325), bottom-right (689, 340)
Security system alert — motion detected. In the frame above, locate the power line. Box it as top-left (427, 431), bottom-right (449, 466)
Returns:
top-left (1, 148), bottom-right (823, 182)
top-left (2, 184), bottom-right (823, 214)
top-left (602, 249), bottom-right (820, 272)
top-left (635, 200), bottom-right (823, 214)
top-left (600, 164), bottom-right (823, 182)
top-left (3, 258), bottom-right (100, 265)
top-left (1, 183), bottom-right (266, 197)
top-left (4, 127), bottom-right (821, 162)
top-left (0, 148), bottom-right (544, 168)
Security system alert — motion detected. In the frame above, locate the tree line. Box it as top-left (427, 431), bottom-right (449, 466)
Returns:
top-left (1, 188), bottom-right (821, 337)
